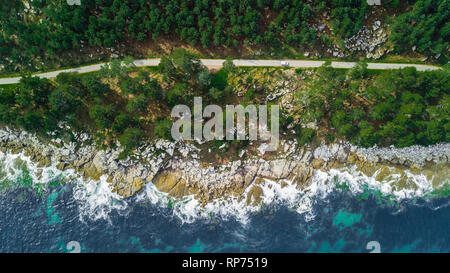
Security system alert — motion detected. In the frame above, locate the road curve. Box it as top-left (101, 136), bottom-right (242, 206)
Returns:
top-left (0, 59), bottom-right (441, 85)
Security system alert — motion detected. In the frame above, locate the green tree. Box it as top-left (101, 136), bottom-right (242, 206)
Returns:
top-left (119, 127), bottom-right (142, 153)
top-left (15, 76), bottom-right (53, 108)
top-left (158, 56), bottom-right (177, 81)
top-left (126, 94), bottom-right (148, 113)
top-left (81, 75), bottom-right (110, 98)
top-left (197, 69), bottom-right (211, 90)
top-left (89, 104), bottom-right (116, 130)
top-left (112, 112), bottom-right (135, 134)
top-left (296, 127), bottom-right (315, 145)
top-left (208, 87), bottom-right (223, 102)
top-left (49, 84), bottom-right (79, 115)
top-left (222, 58), bottom-right (237, 73)
top-left (167, 82), bottom-right (188, 106)
top-left (347, 62), bottom-right (368, 80)
top-left (154, 118), bottom-right (173, 140)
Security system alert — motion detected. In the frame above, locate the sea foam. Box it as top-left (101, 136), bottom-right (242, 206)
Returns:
top-left (135, 164), bottom-right (445, 225)
top-left (0, 145), bottom-right (447, 225)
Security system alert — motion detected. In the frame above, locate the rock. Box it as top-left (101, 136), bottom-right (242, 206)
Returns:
top-left (375, 166), bottom-right (392, 181)
top-left (258, 162), bottom-right (273, 177)
top-left (37, 156), bottom-right (51, 168)
top-left (127, 167), bottom-right (143, 180)
top-left (92, 151), bottom-right (106, 171)
top-left (130, 177), bottom-right (145, 196)
top-left (83, 162), bottom-right (103, 180)
top-left (244, 167), bottom-right (257, 186)
top-left (301, 151), bottom-right (313, 163)
top-left (167, 179), bottom-right (190, 198)
top-left (347, 154), bottom-right (358, 164)
top-left (271, 159), bottom-right (288, 178)
top-left (0, 126), bottom-right (447, 205)
top-left (310, 158), bottom-right (325, 169)
top-left (313, 146), bottom-right (330, 161)
top-left (246, 185), bottom-right (263, 206)
top-left (153, 171), bottom-right (183, 196)
top-left (56, 162), bottom-right (66, 171)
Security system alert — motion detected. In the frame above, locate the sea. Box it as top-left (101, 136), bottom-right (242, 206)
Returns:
top-left (0, 151), bottom-right (448, 253)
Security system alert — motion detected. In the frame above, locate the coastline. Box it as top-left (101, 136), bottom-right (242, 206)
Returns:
top-left (1, 126), bottom-right (448, 212)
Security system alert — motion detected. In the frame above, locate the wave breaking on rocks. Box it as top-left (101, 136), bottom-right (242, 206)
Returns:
top-left (0, 126), bottom-right (448, 223)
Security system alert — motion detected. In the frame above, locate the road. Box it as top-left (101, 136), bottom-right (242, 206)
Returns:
top-left (0, 59), bottom-right (441, 85)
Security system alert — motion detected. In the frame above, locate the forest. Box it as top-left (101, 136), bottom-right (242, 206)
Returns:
top-left (298, 62), bottom-right (450, 148)
top-left (1, 0), bottom-right (448, 73)
top-left (0, 49), bottom-right (448, 158)
top-left (389, 0), bottom-right (449, 58)
top-left (0, 49), bottom-right (237, 157)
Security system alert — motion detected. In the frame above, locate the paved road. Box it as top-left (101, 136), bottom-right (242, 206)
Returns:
top-left (0, 59), bottom-right (440, 85)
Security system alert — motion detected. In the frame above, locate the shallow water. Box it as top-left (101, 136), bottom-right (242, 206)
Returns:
top-left (0, 149), bottom-right (449, 253)
top-left (0, 174), bottom-right (448, 253)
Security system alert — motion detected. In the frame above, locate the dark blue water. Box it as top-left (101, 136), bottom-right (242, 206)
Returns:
top-left (0, 182), bottom-right (448, 253)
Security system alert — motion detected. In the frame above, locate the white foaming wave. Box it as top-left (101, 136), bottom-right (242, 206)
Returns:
top-left (137, 182), bottom-right (258, 225)
top-left (136, 171), bottom-right (343, 225)
top-left (431, 200), bottom-right (450, 211)
top-left (0, 150), bottom-right (66, 188)
top-left (72, 175), bottom-right (128, 223)
top-left (0, 150), bottom-right (128, 222)
top-left (135, 182), bottom-right (204, 223)
top-left (137, 165), bottom-right (443, 225)
top-left (1, 149), bottom-right (445, 225)
top-left (327, 166), bottom-right (437, 199)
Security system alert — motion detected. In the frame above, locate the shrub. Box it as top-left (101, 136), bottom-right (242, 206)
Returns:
top-left (154, 118), bottom-right (173, 140)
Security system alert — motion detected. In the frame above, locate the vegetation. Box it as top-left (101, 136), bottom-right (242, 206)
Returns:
top-left (2, 0), bottom-right (447, 74)
top-left (0, 76), bottom-right (56, 132)
top-left (298, 62), bottom-right (450, 147)
top-left (0, 58), bottom-right (162, 156)
top-left (154, 118), bottom-right (173, 140)
top-left (119, 128), bottom-right (142, 159)
top-left (159, 48), bottom-right (229, 105)
top-left (0, 50), bottom-right (234, 156)
top-left (0, 50), bottom-right (448, 163)
top-left (389, 0), bottom-right (449, 59)
top-left (329, 0), bottom-right (369, 39)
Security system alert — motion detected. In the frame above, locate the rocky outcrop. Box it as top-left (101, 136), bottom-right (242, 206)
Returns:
top-left (0, 127), bottom-right (169, 197)
top-left (0, 127), bottom-right (448, 205)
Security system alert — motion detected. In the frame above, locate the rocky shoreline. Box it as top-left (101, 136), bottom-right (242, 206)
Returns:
top-left (0, 127), bottom-right (448, 205)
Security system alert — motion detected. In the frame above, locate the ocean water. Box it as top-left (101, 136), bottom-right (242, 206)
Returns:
top-left (0, 154), bottom-right (448, 253)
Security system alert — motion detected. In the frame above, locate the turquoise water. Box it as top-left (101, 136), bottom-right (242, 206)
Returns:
top-left (333, 210), bottom-right (362, 230)
top-left (0, 166), bottom-right (448, 253)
